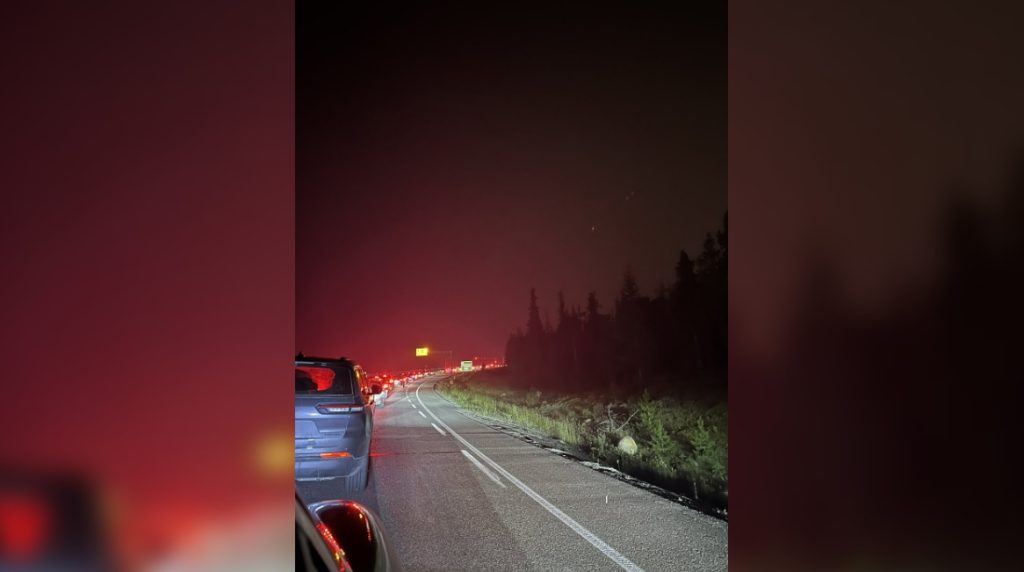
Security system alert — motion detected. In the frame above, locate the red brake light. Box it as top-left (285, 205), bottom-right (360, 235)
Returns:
top-left (316, 404), bottom-right (364, 414)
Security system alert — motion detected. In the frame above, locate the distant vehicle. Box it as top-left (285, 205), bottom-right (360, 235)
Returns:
top-left (295, 355), bottom-right (380, 491)
top-left (295, 492), bottom-right (398, 571)
top-left (369, 374), bottom-right (392, 404)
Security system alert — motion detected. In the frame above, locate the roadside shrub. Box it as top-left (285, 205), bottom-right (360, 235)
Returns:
top-left (680, 416), bottom-right (727, 499)
top-left (635, 392), bottom-right (682, 475)
top-left (437, 377), bottom-right (728, 512)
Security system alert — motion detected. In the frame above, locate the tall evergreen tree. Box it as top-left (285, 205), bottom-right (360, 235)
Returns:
top-left (557, 291), bottom-right (568, 328)
top-left (586, 291), bottom-right (601, 323)
top-left (619, 268), bottom-right (640, 305)
top-left (696, 232), bottom-right (721, 276)
top-left (526, 288), bottom-right (543, 338)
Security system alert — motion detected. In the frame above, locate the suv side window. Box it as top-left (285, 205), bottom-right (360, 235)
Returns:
top-left (354, 367), bottom-right (370, 402)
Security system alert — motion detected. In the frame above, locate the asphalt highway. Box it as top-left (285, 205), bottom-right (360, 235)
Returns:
top-left (297, 374), bottom-right (728, 571)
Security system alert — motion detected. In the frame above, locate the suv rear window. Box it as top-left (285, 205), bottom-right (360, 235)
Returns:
top-left (295, 365), bottom-right (354, 395)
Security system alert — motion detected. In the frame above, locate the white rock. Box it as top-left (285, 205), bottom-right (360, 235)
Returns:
top-left (617, 436), bottom-right (638, 455)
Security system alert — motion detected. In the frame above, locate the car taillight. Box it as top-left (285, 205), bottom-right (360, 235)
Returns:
top-left (316, 404), bottom-right (364, 414)
top-left (319, 451), bottom-right (352, 459)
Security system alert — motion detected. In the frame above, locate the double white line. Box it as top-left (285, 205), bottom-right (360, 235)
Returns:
top-left (415, 384), bottom-right (644, 572)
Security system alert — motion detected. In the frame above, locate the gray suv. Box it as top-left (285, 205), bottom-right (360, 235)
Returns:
top-left (295, 355), bottom-right (380, 491)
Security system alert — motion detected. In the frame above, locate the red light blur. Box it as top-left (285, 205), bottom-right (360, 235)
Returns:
top-left (0, 493), bottom-right (52, 561)
top-left (315, 521), bottom-right (344, 563)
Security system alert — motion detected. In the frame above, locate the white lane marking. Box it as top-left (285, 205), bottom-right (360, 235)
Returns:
top-left (411, 403), bottom-right (417, 409)
top-left (415, 384), bottom-right (644, 572)
top-left (461, 449), bottom-right (506, 488)
top-left (430, 422), bottom-right (446, 436)
top-left (418, 411), bottom-right (427, 418)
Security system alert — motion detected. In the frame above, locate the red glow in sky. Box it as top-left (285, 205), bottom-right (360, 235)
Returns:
top-left (297, 4), bottom-right (726, 371)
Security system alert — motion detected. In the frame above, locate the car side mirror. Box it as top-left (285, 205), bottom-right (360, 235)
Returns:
top-left (371, 384), bottom-right (382, 395)
top-left (308, 500), bottom-right (396, 572)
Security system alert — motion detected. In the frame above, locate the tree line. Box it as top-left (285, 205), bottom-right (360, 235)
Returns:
top-left (505, 213), bottom-right (727, 395)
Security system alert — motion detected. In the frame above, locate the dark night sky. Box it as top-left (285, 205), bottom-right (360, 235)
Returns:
top-left (297, 3), bottom-right (725, 371)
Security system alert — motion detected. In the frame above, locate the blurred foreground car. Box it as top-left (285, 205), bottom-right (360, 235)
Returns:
top-left (295, 355), bottom-right (381, 491)
top-left (296, 493), bottom-right (398, 572)
top-left (0, 470), bottom-right (116, 571)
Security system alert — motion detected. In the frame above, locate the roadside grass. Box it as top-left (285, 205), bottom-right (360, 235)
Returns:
top-left (436, 371), bottom-right (728, 513)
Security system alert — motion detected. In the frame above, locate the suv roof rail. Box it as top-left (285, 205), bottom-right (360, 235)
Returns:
top-left (295, 355), bottom-right (356, 367)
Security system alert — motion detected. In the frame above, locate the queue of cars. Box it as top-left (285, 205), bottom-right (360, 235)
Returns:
top-left (295, 356), bottom-right (441, 570)
top-left (294, 355), bottom-right (435, 487)
top-left (367, 371), bottom-right (432, 401)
